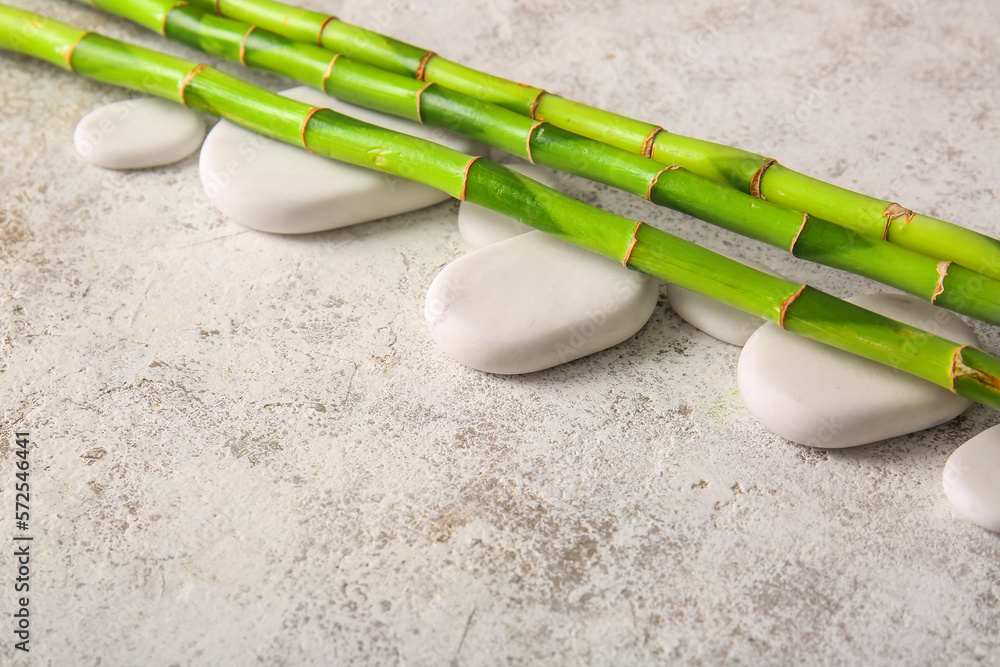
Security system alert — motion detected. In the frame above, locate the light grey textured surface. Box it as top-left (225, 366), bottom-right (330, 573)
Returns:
top-left (2, 0), bottom-right (1000, 664)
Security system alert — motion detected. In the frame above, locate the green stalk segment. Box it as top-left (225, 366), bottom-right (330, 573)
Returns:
top-left (190, 0), bottom-right (1000, 281)
top-left (80, 0), bottom-right (1000, 328)
top-left (0, 7), bottom-right (88, 69)
top-left (3, 4), bottom-right (1000, 411)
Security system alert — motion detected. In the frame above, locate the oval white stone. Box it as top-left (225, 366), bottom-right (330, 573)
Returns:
top-left (737, 293), bottom-right (979, 448)
top-left (198, 86), bottom-right (486, 234)
top-left (457, 164), bottom-right (560, 248)
top-left (665, 257), bottom-right (783, 346)
top-left (425, 231), bottom-right (659, 374)
top-left (74, 97), bottom-right (205, 170)
top-left (943, 425), bottom-right (1000, 533)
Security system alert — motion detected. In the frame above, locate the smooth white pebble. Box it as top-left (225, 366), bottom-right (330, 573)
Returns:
top-left (198, 86), bottom-right (486, 233)
top-left (738, 293), bottom-right (978, 448)
top-left (425, 231), bottom-right (659, 374)
top-left (943, 425), bottom-right (1000, 533)
top-left (74, 97), bottom-right (205, 170)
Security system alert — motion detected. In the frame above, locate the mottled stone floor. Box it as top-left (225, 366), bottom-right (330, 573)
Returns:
top-left (2, 0), bottom-right (999, 664)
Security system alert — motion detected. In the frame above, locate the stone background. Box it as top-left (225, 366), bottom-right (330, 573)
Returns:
top-left (2, 0), bottom-right (999, 664)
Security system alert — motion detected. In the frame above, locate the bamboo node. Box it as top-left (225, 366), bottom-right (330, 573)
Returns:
top-left (645, 165), bottom-right (680, 201)
top-left (622, 221), bottom-right (645, 268)
top-left (459, 156), bottom-right (483, 201)
top-left (525, 121), bottom-right (546, 165)
top-left (641, 126), bottom-right (664, 158)
top-left (414, 82), bottom-right (433, 124)
top-left (778, 284), bottom-right (807, 329)
top-left (788, 212), bottom-right (810, 255)
top-left (528, 89), bottom-right (547, 120)
top-left (64, 31), bottom-right (92, 72)
top-left (316, 15), bottom-right (338, 47)
top-left (954, 353), bottom-right (1000, 394)
top-left (415, 50), bottom-right (437, 81)
top-left (949, 345), bottom-right (971, 393)
top-left (321, 53), bottom-right (342, 90)
top-left (299, 107), bottom-right (326, 152)
top-left (213, 0), bottom-right (221, 15)
top-left (882, 202), bottom-right (916, 240)
top-left (931, 260), bottom-right (951, 303)
top-left (178, 63), bottom-right (208, 106)
top-left (239, 24), bottom-right (257, 66)
top-left (750, 159), bottom-right (777, 199)
top-left (162, 1), bottom-right (189, 36)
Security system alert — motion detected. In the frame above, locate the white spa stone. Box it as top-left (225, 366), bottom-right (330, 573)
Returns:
top-left (425, 231), bottom-right (659, 374)
top-left (943, 425), bottom-right (1000, 533)
top-left (665, 257), bottom-right (784, 346)
top-left (457, 164), bottom-right (560, 248)
top-left (198, 85), bottom-right (486, 234)
top-left (737, 293), bottom-right (979, 448)
top-left (74, 98), bottom-right (205, 169)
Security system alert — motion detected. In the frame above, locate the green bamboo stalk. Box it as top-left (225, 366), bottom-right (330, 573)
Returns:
top-left (79, 0), bottom-right (1000, 328)
top-left (188, 0), bottom-right (1000, 282)
top-left (3, 4), bottom-right (999, 411)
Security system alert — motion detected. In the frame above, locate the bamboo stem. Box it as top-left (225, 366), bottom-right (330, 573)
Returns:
top-left (2, 4), bottom-right (1000, 410)
top-left (188, 0), bottom-right (1000, 282)
top-left (79, 0), bottom-right (1000, 328)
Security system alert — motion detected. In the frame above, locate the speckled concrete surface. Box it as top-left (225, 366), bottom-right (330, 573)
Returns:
top-left (2, 0), bottom-right (1000, 664)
